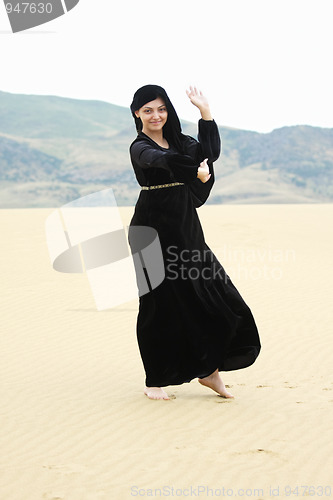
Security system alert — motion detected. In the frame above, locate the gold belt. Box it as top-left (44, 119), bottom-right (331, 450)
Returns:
top-left (141, 182), bottom-right (184, 190)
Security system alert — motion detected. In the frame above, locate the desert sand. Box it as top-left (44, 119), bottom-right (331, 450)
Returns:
top-left (0, 204), bottom-right (332, 500)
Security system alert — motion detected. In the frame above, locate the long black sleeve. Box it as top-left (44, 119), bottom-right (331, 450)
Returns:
top-left (129, 119), bottom-right (221, 201)
top-left (185, 119), bottom-right (221, 207)
top-left (130, 139), bottom-right (199, 184)
top-left (197, 119), bottom-right (221, 163)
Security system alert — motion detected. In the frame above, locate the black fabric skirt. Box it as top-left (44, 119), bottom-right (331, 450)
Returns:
top-left (129, 184), bottom-right (261, 387)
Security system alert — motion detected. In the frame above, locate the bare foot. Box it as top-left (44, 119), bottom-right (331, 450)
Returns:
top-left (198, 369), bottom-right (234, 398)
top-left (144, 387), bottom-right (170, 400)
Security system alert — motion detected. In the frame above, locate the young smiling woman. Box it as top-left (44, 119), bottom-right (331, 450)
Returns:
top-left (134, 92), bottom-right (211, 181)
top-left (128, 85), bottom-right (261, 401)
top-left (134, 98), bottom-right (168, 146)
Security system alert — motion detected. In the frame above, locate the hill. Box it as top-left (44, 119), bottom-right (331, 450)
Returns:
top-left (0, 90), bottom-right (332, 207)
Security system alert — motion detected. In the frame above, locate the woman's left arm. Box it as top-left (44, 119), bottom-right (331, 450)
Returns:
top-left (186, 86), bottom-right (213, 120)
top-left (186, 86), bottom-right (221, 162)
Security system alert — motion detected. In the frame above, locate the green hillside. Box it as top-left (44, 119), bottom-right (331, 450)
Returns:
top-left (0, 90), bottom-right (332, 207)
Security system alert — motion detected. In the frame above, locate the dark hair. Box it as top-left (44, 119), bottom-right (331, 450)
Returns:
top-left (130, 84), bottom-right (185, 153)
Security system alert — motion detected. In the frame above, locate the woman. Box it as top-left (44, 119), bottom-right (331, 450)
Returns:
top-left (129, 84), bottom-right (261, 400)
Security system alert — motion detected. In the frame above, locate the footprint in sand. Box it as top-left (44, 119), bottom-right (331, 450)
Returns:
top-left (43, 463), bottom-right (89, 475)
top-left (43, 494), bottom-right (64, 500)
top-left (233, 448), bottom-right (277, 456)
top-left (231, 449), bottom-right (286, 464)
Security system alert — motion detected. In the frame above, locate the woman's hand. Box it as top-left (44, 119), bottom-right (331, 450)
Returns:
top-left (197, 158), bottom-right (211, 183)
top-left (186, 86), bottom-right (212, 120)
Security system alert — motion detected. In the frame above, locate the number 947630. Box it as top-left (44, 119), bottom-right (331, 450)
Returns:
top-left (5, 2), bottom-right (53, 14)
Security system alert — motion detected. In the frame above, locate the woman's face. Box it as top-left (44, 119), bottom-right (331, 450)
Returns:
top-left (135, 97), bottom-right (168, 135)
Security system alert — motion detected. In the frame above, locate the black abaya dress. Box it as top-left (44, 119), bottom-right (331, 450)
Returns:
top-left (129, 119), bottom-right (261, 387)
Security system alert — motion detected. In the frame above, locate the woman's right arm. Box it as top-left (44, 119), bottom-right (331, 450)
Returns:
top-left (130, 142), bottom-right (170, 170)
top-left (130, 140), bottom-right (200, 184)
top-left (197, 158), bottom-right (211, 183)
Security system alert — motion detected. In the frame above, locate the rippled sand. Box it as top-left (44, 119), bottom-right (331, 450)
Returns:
top-left (0, 204), bottom-right (332, 499)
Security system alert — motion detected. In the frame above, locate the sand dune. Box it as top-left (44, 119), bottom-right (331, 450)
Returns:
top-left (0, 204), bottom-right (332, 500)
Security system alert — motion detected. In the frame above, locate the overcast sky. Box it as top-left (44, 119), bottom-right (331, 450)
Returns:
top-left (1, 0), bottom-right (332, 132)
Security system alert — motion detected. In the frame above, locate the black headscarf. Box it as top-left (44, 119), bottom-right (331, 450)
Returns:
top-left (130, 84), bottom-right (185, 153)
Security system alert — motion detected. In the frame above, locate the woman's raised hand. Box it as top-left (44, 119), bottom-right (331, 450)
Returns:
top-left (186, 86), bottom-right (208, 108)
top-left (197, 158), bottom-right (211, 183)
top-left (186, 86), bottom-right (212, 121)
